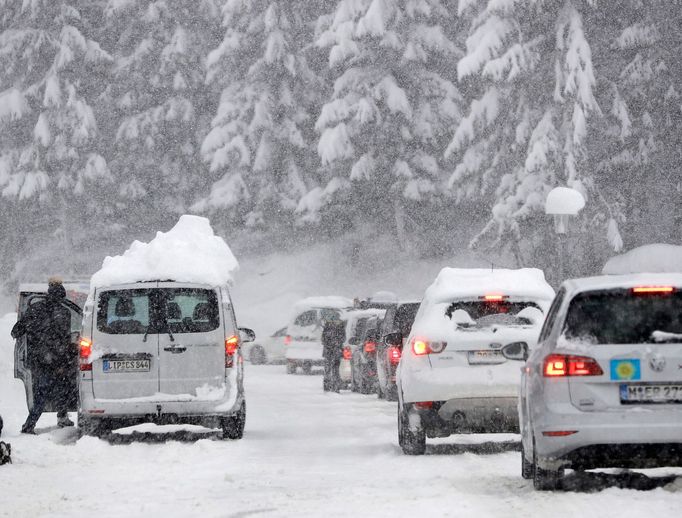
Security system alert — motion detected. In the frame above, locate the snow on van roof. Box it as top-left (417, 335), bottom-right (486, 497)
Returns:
top-left (90, 215), bottom-right (239, 289)
top-left (424, 268), bottom-right (555, 303)
top-left (293, 296), bottom-right (353, 310)
top-left (602, 244), bottom-right (682, 275)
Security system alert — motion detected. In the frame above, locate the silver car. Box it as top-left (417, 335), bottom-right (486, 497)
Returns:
top-left (513, 273), bottom-right (682, 490)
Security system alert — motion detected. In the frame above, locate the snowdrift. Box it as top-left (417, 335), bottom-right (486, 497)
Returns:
top-left (602, 244), bottom-right (682, 275)
top-left (90, 215), bottom-right (239, 288)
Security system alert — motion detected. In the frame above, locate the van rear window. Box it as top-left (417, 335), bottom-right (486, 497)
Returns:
top-left (564, 289), bottom-right (682, 344)
top-left (97, 288), bottom-right (219, 335)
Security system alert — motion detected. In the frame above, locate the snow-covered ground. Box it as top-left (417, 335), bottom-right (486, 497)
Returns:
top-left (1, 313), bottom-right (681, 517)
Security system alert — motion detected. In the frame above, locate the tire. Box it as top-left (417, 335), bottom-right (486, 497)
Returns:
top-left (532, 438), bottom-right (562, 490)
top-left (78, 415), bottom-right (111, 438)
top-left (249, 346), bottom-right (266, 365)
top-left (398, 405), bottom-right (426, 455)
top-left (350, 365), bottom-right (359, 392)
top-left (521, 441), bottom-right (534, 480)
top-left (377, 383), bottom-right (385, 399)
top-left (302, 361), bottom-right (312, 375)
top-left (286, 361), bottom-right (297, 374)
top-left (222, 401), bottom-right (246, 440)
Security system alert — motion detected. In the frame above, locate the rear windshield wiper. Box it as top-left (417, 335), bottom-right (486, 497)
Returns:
top-left (651, 330), bottom-right (682, 343)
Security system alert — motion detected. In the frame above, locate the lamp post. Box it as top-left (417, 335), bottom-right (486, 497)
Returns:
top-left (545, 187), bottom-right (586, 284)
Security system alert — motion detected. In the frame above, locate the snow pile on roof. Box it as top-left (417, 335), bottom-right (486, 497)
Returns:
top-left (424, 268), bottom-right (555, 303)
top-left (294, 296), bottom-right (353, 310)
top-left (602, 244), bottom-right (682, 275)
top-left (91, 215), bottom-right (239, 288)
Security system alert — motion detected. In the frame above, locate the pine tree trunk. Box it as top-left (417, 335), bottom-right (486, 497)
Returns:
top-left (394, 202), bottom-right (412, 255)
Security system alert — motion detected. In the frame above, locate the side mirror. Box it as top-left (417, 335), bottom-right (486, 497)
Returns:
top-left (384, 332), bottom-right (402, 346)
top-left (239, 327), bottom-right (256, 343)
top-left (501, 342), bottom-right (529, 362)
top-left (348, 336), bottom-right (360, 346)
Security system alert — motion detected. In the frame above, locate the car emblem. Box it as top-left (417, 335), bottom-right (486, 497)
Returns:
top-left (649, 355), bottom-right (666, 373)
top-left (489, 343), bottom-right (502, 349)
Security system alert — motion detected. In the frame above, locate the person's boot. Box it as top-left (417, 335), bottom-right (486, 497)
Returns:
top-left (57, 414), bottom-right (74, 428)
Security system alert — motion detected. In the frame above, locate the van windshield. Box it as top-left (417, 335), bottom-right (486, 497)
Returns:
top-left (97, 288), bottom-right (219, 335)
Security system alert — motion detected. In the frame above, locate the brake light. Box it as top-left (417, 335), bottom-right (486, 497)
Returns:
top-left (542, 430), bottom-right (578, 437)
top-left (414, 401), bottom-right (433, 409)
top-left (364, 341), bottom-right (376, 353)
top-left (480, 294), bottom-right (507, 301)
top-left (225, 335), bottom-right (239, 368)
top-left (343, 346), bottom-right (352, 360)
top-left (632, 286), bottom-right (674, 295)
top-left (543, 354), bottom-right (603, 377)
top-left (388, 346), bottom-right (401, 364)
top-left (411, 338), bottom-right (447, 355)
top-left (79, 338), bottom-right (92, 372)
top-left (284, 335), bottom-right (292, 345)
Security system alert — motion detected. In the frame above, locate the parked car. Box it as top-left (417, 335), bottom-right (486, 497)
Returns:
top-left (244, 326), bottom-right (287, 364)
top-left (349, 315), bottom-right (385, 394)
top-left (285, 296), bottom-right (353, 374)
top-left (376, 301), bottom-right (420, 400)
top-left (395, 268), bottom-right (554, 455)
top-left (78, 281), bottom-right (254, 439)
top-left (513, 274), bottom-right (682, 490)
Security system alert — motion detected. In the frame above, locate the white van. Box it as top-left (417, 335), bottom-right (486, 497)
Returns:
top-left (78, 281), bottom-right (254, 439)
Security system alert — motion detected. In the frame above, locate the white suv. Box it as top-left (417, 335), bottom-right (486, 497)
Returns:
top-left (515, 274), bottom-right (682, 490)
top-left (78, 281), bottom-right (253, 439)
top-left (395, 268), bottom-right (554, 454)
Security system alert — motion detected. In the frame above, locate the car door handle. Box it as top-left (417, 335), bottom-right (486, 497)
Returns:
top-left (164, 346), bottom-right (187, 354)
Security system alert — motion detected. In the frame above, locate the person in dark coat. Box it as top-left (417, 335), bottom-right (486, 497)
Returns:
top-left (322, 318), bottom-right (346, 392)
top-left (11, 278), bottom-right (75, 433)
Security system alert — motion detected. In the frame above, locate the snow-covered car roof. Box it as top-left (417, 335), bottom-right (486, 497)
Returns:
top-left (293, 296), bottom-right (354, 311)
top-left (423, 268), bottom-right (555, 304)
top-left (602, 244), bottom-right (682, 274)
top-left (345, 308), bottom-right (386, 322)
top-left (90, 215), bottom-right (238, 289)
top-left (563, 273), bottom-right (682, 294)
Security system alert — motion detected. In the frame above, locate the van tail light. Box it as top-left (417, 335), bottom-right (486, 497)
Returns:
top-left (284, 335), bottom-right (292, 345)
top-left (343, 346), bottom-right (352, 360)
top-left (411, 338), bottom-right (447, 356)
top-left (225, 335), bottom-right (239, 368)
top-left (364, 341), bottom-right (376, 353)
top-left (388, 346), bottom-right (401, 364)
top-left (543, 354), bottom-right (603, 377)
top-left (79, 338), bottom-right (92, 372)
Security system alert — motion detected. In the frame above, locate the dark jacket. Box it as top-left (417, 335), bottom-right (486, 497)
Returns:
top-left (322, 320), bottom-right (346, 360)
top-left (11, 299), bottom-right (72, 371)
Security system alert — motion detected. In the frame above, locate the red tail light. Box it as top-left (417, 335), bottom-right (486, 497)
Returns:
top-left (343, 346), bottom-right (352, 360)
top-left (543, 354), bottom-right (603, 377)
top-left (542, 430), bottom-right (578, 437)
top-left (388, 346), bottom-right (401, 364)
top-left (364, 341), bottom-right (376, 353)
top-left (632, 286), bottom-right (674, 295)
top-left (284, 335), bottom-right (292, 345)
top-left (225, 335), bottom-right (239, 368)
top-left (411, 338), bottom-right (447, 355)
top-left (414, 401), bottom-right (433, 409)
top-left (79, 338), bottom-right (92, 372)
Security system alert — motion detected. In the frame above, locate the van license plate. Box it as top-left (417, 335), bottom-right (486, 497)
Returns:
top-left (620, 384), bottom-right (682, 404)
top-left (103, 359), bottom-right (151, 373)
top-left (467, 350), bottom-right (505, 365)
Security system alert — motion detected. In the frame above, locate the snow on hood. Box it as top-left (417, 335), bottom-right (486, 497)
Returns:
top-left (90, 215), bottom-right (239, 288)
top-left (602, 243), bottom-right (682, 275)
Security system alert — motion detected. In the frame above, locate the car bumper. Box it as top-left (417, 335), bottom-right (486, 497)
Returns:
top-left (286, 346), bottom-right (323, 361)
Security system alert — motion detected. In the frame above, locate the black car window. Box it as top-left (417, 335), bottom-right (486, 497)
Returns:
top-left (294, 310), bottom-right (317, 327)
top-left (538, 288), bottom-right (565, 343)
top-left (394, 303), bottom-right (420, 336)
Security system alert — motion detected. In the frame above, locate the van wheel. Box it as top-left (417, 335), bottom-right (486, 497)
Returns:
top-left (249, 346), bottom-right (266, 365)
top-left (398, 405), bottom-right (425, 455)
top-left (222, 401), bottom-right (246, 440)
top-left (286, 361), bottom-right (297, 374)
top-left (302, 361), bottom-right (312, 374)
top-left (78, 415), bottom-right (110, 439)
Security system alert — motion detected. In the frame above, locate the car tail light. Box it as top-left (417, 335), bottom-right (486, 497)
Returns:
top-left (632, 286), bottom-right (674, 295)
top-left (225, 335), bottom-right (239, 368)
top-left (411, 338), bottom-right (447, 355)
top-left (414, 401), bottom-right (433, 409)
top-left (284, 335), bottom-right (292, 345)
top-left (480, 294), bottom-right (508, 302)
top-left (79, 338), bottom-right (92, 371)
top-left (542, 430), bottom-right (578, 437)
top-left (388, 346), bottom-right (401, 364)
top-left (364, 341), bottom-right (376, 353)
top-left (343, 346), bottom-right (352, 360)
top-left (543, 354), bottom-right (603, 377)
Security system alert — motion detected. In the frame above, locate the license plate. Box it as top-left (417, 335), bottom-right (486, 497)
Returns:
top-left (620, 384), bottom-right (682, 404)
top-left (467, 350), bottom-right (506, 365)
top-left (103, 359), bottom-right (151, 373)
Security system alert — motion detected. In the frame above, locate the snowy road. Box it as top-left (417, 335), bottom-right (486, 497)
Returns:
top-left (1, 315), bottom-right (682, 517)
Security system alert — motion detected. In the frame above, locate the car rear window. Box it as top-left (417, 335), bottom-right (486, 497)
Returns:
top-left (564, 289), bottom-right (682, 344)
top-left (97, 288), bottom-right (219, 334)
top-left (445, 300), bottom-right (542, 328)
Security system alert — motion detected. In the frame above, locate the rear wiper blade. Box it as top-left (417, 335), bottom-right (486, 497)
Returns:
top-left (651, 330), bottom-right (682, 343)
top-left (142, 327), bottom-right (150, 343)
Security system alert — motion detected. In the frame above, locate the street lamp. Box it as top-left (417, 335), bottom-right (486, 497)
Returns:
top-left (545, 186), bottom-right (586, 283)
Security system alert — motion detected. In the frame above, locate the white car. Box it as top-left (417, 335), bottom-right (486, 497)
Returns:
top-left (515, 273), bottom-right (682, 490)
top-left (244, 327), bottom-right (287, 364)
top-left (395, 268), bottom-right (554, 454)
top-left (285, 296), bottom-right (353, 374)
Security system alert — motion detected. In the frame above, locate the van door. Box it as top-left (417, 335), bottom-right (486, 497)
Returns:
top-left (90, 286), bottom-right (160, 400)
top-left (157, 284), bottom-right (225, 398)
top-left (14, 293), bottom-right (82, 412)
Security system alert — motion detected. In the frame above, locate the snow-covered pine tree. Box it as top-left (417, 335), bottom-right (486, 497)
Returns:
top-left (308, 0), bottom-right (462, 249)
top-left (103, 0), bottom-right (222, 232)
top-left (197, 0), bottom-right (323, 231)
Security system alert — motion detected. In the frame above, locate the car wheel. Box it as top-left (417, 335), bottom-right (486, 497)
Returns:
top-left (222, 401), bottom-right (246, 440)
top-left (286, 361), bottom-right (297, 374)
top-left (398, 405), bottom-right (426, 455)
top-left (302, 361), bottom-right (312, 375)
top-left (249, 346), bottom-right (266, 365)
top-left (521, 440), bottom-right (534, 480)
top-left (532, 437), bottom-right (562, 490)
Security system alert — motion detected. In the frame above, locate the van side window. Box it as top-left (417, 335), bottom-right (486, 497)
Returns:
top-left (294, 310), bottom-right (317, 327)
top-left (537, 288), bottom-right (566, 343)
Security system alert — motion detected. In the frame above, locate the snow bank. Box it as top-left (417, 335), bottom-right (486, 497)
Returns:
top-left (602, 243), bottom-right (682, 275)
top-left (90, 215), bottom-right (239, 288)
